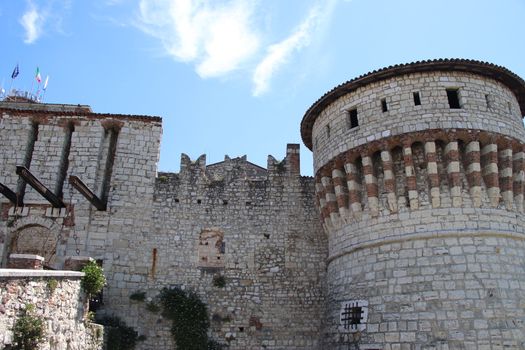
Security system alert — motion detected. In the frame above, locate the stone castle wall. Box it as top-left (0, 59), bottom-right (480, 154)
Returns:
top-left (303, 62), bottom-right (525, 349)
top-left (0, 104), bottom-right (326, 349)
top-left (106, 146), bottom-right (326, 349)
top-left (0, 269), bottom-right (103, 349)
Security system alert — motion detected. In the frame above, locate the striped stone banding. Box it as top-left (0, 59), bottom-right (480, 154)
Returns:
top-left (315, 177), bottom-right (327, 221)
top-left (513, 149), bottom-right (525, 211)
top-left (465, 141), bottom-right (482, 207)
top-left (444, 141), bottom-right (462, 207)
top-left (381, 149), bottom-right (397, 212)
top-left (344, 159), bottom-right (363, 215)
top-left (321, 170), bottom-right (338, 216)
top-left (332, 167), bottom-right (348, 213)
top-left (424, 141), bottom-right (440, 207)
top-left (402, 144), bottom-right (419, 209)
top-left (362, 155), bottom-right (379, 215)
top-left (498, 147), bottom-right (513, 208)
top-left (481, 143), bottom-right (500, 207)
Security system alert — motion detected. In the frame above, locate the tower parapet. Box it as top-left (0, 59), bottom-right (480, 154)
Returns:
top-left (301, 59), bottom-right (525, 349)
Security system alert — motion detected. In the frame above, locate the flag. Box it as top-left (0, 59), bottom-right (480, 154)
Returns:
top-left (35, 67), bottom-right (41, 83)
top-left (43, 76), bottom-right (49, 90)
top-left (11, 64), bottom-right (19, 79)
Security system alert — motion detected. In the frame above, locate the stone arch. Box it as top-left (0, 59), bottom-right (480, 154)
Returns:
top-left (9, 225), bottom-right (57, 267)
top-left (5, 217), bottom-right (62, 268)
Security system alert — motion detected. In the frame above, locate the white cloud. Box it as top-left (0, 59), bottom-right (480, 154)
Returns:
top-left (20, 0), bottom-right (46, 44)
top-left (137, 0), bottom-right (260, 78)
top-left (135, 0), bottom-right (338, 94)
top-left (19, 0), bottom-right (70, 44)
top-left (252, 3), bottom-right (328, 96)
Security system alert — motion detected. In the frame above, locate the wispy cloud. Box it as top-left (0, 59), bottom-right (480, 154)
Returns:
top-left (20, 0), bottom-right (46, 44)
top-left (19, 0), bottom-right (71, 44)
top-left (137, 0), bottom-right (260, 78)
top-left (135, 0), bottom-right (336, 94)
top-left (252, 2), bottom-right (333, 96)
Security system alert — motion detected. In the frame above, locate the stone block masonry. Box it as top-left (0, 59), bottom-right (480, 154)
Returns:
top-left (0, 269), bottom-right (103, 349)
top-left (302, 59), bottom-right (525, 349)
top-left (2, 58), bottom-right (525, 349)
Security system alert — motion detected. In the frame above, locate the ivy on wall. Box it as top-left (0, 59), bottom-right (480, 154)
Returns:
top-left (159, 287), bottom-right (226, 350)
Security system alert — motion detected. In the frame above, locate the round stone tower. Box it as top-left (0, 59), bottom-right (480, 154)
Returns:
top-left (301, 59), bottom-right (525, 349)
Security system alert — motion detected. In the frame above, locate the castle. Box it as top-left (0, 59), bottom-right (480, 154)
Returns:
top-left (1, 59), bottom-right (525, 349)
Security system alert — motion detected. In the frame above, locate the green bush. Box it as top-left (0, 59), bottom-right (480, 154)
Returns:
top-left (160, 287), bottom-right (209, 350)
top-left (145, 301), bottom-right (160, 313)
top-left (129, 291), bottom-right (146, 302)
top-left (97, 316), bottom-right (138, 350)
top-left (81, 261), bottom-right (106, 296)
top-left (12, 305), bottom-right (45, 350)
top-left (212, 275), bottom-right (226, 288)
top-left (47, 278), bottom-right (58, 293)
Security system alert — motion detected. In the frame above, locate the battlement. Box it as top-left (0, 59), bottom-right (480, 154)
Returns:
top-left (159, 143), bottom-right (303, 185)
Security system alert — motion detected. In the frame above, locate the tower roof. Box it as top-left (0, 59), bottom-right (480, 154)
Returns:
top-left (301, 58), bottom-right (525, 150)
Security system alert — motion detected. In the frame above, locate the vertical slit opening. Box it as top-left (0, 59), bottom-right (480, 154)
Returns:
top-left (446, 89), bottom-right (461, 109)
top-left (17, 121), bottom-right (39, 202)
top-left (381, 98), bottom-right (388, 112)
top-left (413, 92), bottom-right (421, 106)
top-left (55, 123), bottom-right (74, 199)
top-left (348, 109), bottom-right (358, 129)
top-left (100, 127), bottom-right (119, 204)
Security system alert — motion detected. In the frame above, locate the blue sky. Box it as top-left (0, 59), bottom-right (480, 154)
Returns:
top-left (1, 0), bottom-right (524, 175)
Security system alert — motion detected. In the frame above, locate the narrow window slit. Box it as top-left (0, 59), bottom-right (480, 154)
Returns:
top-left (56, 123), bottom-right (74, 199)
top-left (413, 92), bottom-right (421, 106)
top-left (100, 127), bottom-right (119, 204)
top-left (348, 109), bottom-right (358, 129)
top-left (446, 89), bottom-right (461, 109)
top-left (381, 98), bottom-right (388, 112)
top-left (17, 121), bottom-right (39, 201)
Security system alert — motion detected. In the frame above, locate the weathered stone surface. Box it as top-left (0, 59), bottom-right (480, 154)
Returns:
top-left (0, 271), bottom-right (102, 349)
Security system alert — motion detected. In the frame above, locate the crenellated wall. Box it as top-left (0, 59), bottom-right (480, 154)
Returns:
top-left (106, 144), bottom-right (326, 349)
top-left (0, 107), bottom-right (326, 350)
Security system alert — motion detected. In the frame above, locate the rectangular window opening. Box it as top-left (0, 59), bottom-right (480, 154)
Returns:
top-left (485, 94), bottom-right (491, 109)
top-left (508, 101), bottom-right (512, 113)
top-left (348, 109), bottom-right (358, 129)
top-left (413, 92), bottom-right (421, 106)
top-left (381, 98), bottom-right (388, 112)
top-left (326, 124), bottom-right (331, 139)
top-left (446, 89), bottom-right (461, 109)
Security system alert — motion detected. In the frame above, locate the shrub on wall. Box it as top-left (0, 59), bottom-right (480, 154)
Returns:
top-left (81, 261), bottom-right (106, 296)
top-left (11, 304), bottom-right (45, 350)
top-left (97, 316), bottom-right (139, 350)
top-left (160, 287), bottom-right (217, 350)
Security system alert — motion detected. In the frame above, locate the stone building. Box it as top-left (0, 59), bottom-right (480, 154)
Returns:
top-left (1, 59), bottom-right (525, 349)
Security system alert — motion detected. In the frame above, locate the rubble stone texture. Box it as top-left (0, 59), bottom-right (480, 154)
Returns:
top-left (0, 269), bottom-right (103, 349)
top-left (1, 59), bottom-right (525, 349)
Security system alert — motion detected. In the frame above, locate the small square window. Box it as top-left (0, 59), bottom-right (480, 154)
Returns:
top-left (446, 89), bottom-right (461, 109)
top-left (348, 109), bottom-right (358, 129)
top-left (413, 92), bottom-right (421, 106)
top-left (381, 98), bottom-right (388, 112)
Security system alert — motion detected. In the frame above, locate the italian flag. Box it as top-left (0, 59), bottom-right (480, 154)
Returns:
top-left (35, 67), bottom-right (41, 83)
